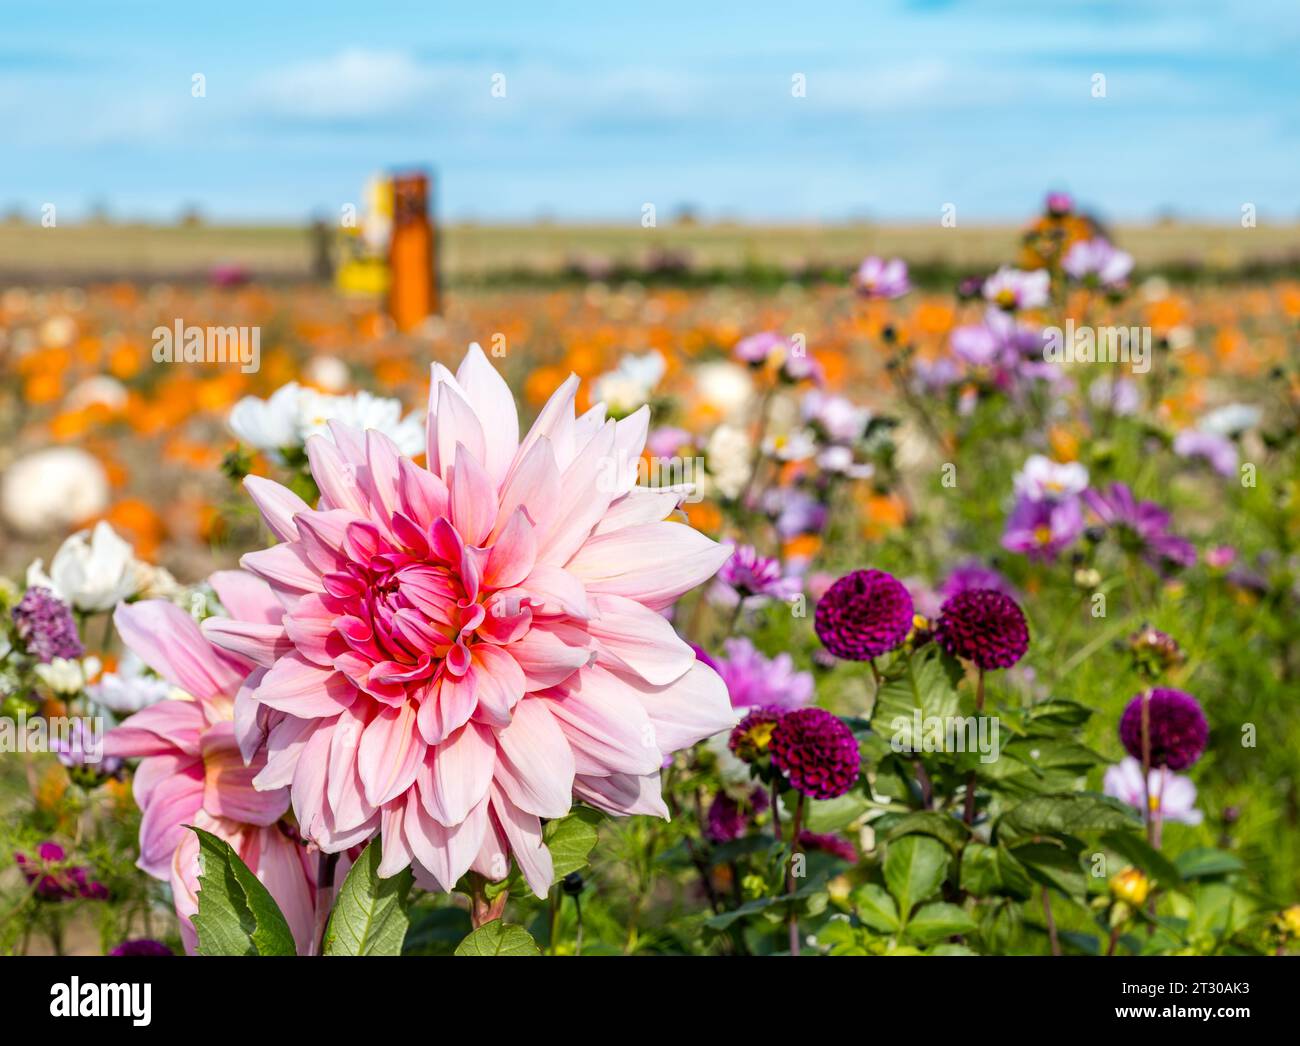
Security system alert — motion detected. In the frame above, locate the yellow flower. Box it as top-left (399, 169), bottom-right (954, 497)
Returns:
top-left (1110, 867), bottom-right (1151, 907)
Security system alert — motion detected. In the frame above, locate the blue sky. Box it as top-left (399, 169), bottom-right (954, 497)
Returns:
top-left (4, 1), bottom-right (1298, 223)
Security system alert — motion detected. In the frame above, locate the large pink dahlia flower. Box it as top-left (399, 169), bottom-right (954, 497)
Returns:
top-left (205, 346), bottom-right (737, 896)
top-left (102, 580), bottom-right (318, 954)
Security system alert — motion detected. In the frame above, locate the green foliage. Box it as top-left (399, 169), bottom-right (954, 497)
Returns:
top-left (190, 827), bottom-right (296, 957)
top-left (323, 840), bottom-right (414, 956)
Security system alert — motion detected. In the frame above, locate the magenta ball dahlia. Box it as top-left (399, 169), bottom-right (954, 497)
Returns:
top-left (814, 569), bottom-right (913, 661)
top-left (770, 707), bottom-right (860, 800)
top-left (934, 588), bottom-right (1029, 670)
top-left (1119, 688), bottom-right (1208, 771)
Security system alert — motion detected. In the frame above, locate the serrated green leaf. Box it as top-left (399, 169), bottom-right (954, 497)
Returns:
top-left (959, 842), bottom-right (1033, 900)
top-left (454, 919), bottom-right (541, 956)
top-left (870, 647), bottom-right (962, 747)
top-left (190, 826), bottom-right (296, 957)
top-left (852, 883), bottom-right (901, 932)
top-left (883, 834), bottom-right (950, 921)
top-left (999, 793), bottom-right (1138, 840)
top-left (544, 808), bottom-right (602, 880)
top-left (905, 902), bottom-right (977, 942)
top-left (884, 810), bottom-right (970, 853)
top-left (803, 792), bottom-right (870, 833)
top-left (1011, 842), bottom-right (1088, 899)
top-left (323, 839), bottom-right (413, 956)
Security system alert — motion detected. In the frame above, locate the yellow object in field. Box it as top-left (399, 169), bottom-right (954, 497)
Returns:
top-left (336, 257), bottom-right (390, 297)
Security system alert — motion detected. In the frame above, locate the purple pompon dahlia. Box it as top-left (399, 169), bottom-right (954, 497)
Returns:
top-left (769, 708), bottom-right (860, 800)
top-left (12, 587), bottom-right (83, 663)
top-left (109, 938), bottom-right (174, 957)
top-left (934, 588), bottom-right (1029, 670)
top-left (814, 569), bottom-right (913, 661)
top-left (1119, 688), bottom-right (1208, 771)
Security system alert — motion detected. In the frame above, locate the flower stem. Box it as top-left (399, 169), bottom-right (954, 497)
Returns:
top-left (786, 793), bottom-right (805, 957)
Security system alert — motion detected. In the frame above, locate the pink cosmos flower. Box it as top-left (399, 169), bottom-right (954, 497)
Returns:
top-left (102, 582), bottom-right (317, 954)
top-left (204, 346), bottom-right (736, 897)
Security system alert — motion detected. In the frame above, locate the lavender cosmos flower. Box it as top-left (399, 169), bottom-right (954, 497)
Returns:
top-left (950, 324), bottom-right (1002, 368)
top-left (1001, 495), bottom-right (1084, 560)
top-left (646, 426), bottom-right (693, 459)
top-left (53, 718), bottom-right (123, 778)
top-left (1083, 482), bottom-right (1196, 571)
top-left (796, 830), bottom-right (858, 863)
top-left (1173, 429), bottom-right (1238, 478)
top-left (713, 637), bottom-right (814, 711)
top-left (109, 939), bottom-right (175, 956)
top-left (934, 589), bottom-right (1029, 670)
top-left (1089, 375), bottom-right (1141, 416)
top-left (770, 708), bottom-right (860, 800)
top-left (983, 266), bottom-right (1051, 311)
top-left (1103, 757), bottom-right (1202, 826)
top-left (1062, 238), bottom-right (1134, 288)
top-left (764, 488), bottom-right (829, 541)
top-left (853, 256), bottom-right (911, 299)
top-left (733, 331), bottom-right (789, 366)
top-left (11, 586), bottom-right (83, 663)
top-left (814, 569), bottom-right (914, 661)
top-left (1119, 688), bottom-right (1208, 771)
top-left (713, 544), bottom-right (802, 607)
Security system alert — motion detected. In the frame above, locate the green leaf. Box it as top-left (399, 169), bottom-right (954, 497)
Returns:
top-left (803, 793), bottom-right (870, 833)
top-left (870, 647), bottom-right (962, 747)
top-left (190, 826), bottom-right (296, 956)
top-left (544, 808), bottom-right (602, 880)
top-left (1175, 847), bottom-right (1246, 880)
top-left (905, 902), bottom-right (977, 943)
top-left (884, 811), bottom-right (970, 853)
top-left (959, 842), bottom-right (1033, 900)
top-left (1101, 831), bottom-right (1183, 889)
top-left (454, 920), bottom-right (541, 956)
top-left (1011, 842), bottom-right (1087, 899)
top-left (852, 884), bottom-right (901, 932)
top-left (323, 839), bottom-right (414, 956)
top-left (999, 793), bottom-right (1137, 840)
top-left (883, 835), bottom-right (950, 921)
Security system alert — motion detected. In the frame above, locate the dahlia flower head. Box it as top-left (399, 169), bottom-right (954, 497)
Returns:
top-left (934, 588), bottom-right (1029, 670)
top-left (814, 569), bottom-right (913, 661)
top-left (1118, 687), bottom-right (1207, 771)
top-left (205, 345), bottom-right (736, 897)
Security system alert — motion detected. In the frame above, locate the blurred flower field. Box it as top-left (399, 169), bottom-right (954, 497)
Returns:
top-left (4, 197), bottom-right (1300, 956)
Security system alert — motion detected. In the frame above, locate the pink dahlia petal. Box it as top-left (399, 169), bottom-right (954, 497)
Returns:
top-left (515, 374), bottom-right (579, 473)
top-left (587, 593), bottom-right (695, 685)
top-left (378, 800), bottom-right (414, 877)
top-left (137, 766), bottom-right (205, 878)
top-left (103, 698), bottom-right (205, 759)
top-left (357, 701), bottom-right (426, 806)
top-left (507, 623), bottom-right (592, 691)
top-left (548, 674), bottom-right (662, 776)
top-left (326, 704), bottom-right (379, 832)
top-left (253, 715), bottom-right (319, 790)
top-left (253, 826), bottom-right (317, 956)
top-left (538, 421), bottom-right (618, 565)
top-left (432, 380), bottom-right (486, 484)
top-left (566, 522), bottom-right (733, 610)
top-left (307, 434), bottom-right (370, 517)
top-left (616, 661), bottom-right (738, 751)
top-left (242, 475), bottom-right (308, 542)
top-left (592, 487), bottom-right (683, 536)
top-left (404, 791), bottom-right (488, 892)
top-left (573, 771), bottom-right (670, 819)
top-left (490, 784), bottom-right (554, 898)
top-left (419, 720), bottom-right (495, 825)
top-left (363, 429), bottom-right (404, 527)
top-left (201, 617), bottom-right (292, 668)
top-left (200, 721), bottom-right (289, 827)
top-left (209, 570), bottom-right (285, 625)
top-left (254, 654), bottom-right (357, 718)
top-left (113, 601), bottom-right (249, 705)
top-left (508, 564), bottom-right (591, 619)
top-left (492, 698), bottom-right (576, 819)
top-left (484, 509), bottom-right (537, 590)
top-left (450, 443), bottom-right (498, 546)
top-left (132, 751), bottom-right (201, 810)
top-left (455, 343), bottom-right (520, 485)
top-left (494, 437), bottom-right (561, 540)
top-left (240, 543), bottom-right (323, 596)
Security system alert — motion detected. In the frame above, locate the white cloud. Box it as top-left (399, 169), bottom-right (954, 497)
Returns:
top-left (255, 49), bottom-right (436, 119)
